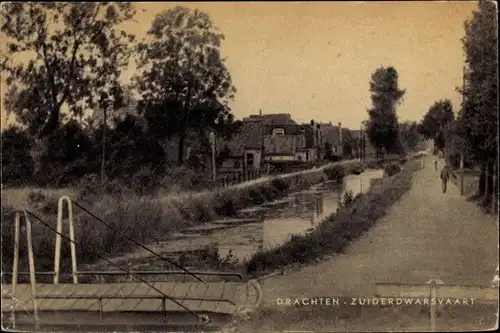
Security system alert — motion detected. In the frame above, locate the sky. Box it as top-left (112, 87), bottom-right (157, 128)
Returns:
top-left (1, 0), bottom-right (479, 130)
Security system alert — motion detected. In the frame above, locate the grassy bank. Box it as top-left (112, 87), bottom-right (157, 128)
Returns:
top-left (245, 159), bottom-right (420, 276)
top-left (1, 157), bottom-right (406, 277)
top-left (1, 161), bottom-right (347, 275)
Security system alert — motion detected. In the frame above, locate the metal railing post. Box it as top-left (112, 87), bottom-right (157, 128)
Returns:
top-left (25, 212), bottom-right (40, 329)
top-left (98, 296), bottom-right (103, 322)
top-left (10, 212), bottom-right (20, 329)
top-left (11, 211), bottom-right (40, 329)
top-left (162, 296), bottom-right (167, 323)
top-left (54, 196), bottom-right (78, 284)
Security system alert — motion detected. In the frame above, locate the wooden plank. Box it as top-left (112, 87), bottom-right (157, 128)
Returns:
top-left (66, 284), bottom-right (110, 311)
top-left (101, 283), bottom-right (141, 312)
top-left (2, 281), bottom-right (252, 315)
top-left (1, 297), bottom-right (32, 313)
top-left (6, 284), bottom-right (31, 303)
top-left (164, 282), bottom-right (195, 312)
top-left (232, 284), bottom-right (249, 309)
top-left (37, 284), bottom-right (75, 310)
top-left (110, 283), bottom-right (144, 311)
top-left (129, 284), bottom-right (164, 312)
top-left (181, 282), bottom-right (209, 311)
top-left (198, 282), bottom-right (227, 313)
top-left (131, 282), bottom-right (178, 312)
top-left (221, 282), bottom-right (240, 304)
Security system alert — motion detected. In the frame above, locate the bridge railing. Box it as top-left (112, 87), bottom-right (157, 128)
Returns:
top-left (4, 270), bottom-right (244, 282)
top-left (7, 195), bottom-right (253, 328)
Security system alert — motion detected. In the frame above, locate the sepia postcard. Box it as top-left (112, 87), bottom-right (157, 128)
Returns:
top-left (1, 1), bottom-right (498, 332)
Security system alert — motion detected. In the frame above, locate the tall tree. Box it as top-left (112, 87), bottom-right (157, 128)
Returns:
top-left (341, 128), bottom-right (355, 157)
top-left (366, 66), bottom-right (405, 159)
top-left (134, 6), bottom-right (236, 164)
top-left (1, 3), bottom-right (136, 138)
top-left (418, 100), bottom-right (454, 151)
top-left (455, 0), bottom-right (498, 205)
top-left (399, 121), bottom-right (421, 152)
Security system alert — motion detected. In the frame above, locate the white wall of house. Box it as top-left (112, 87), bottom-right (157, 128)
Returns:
top-left (244, 149), bottom-right (262, 170)
top-left (306, 148), bottom-right (317, 162)
top-left (264, 155), bottom-right (296, 162)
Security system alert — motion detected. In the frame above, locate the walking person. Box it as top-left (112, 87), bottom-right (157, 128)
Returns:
top-left (440, 164), bottom-right (451, 193)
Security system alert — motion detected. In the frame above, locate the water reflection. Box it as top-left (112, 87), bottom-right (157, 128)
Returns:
top-left (261, 169), bottom-right (384, 251)
top-left (141, 169), bottom-right (385, 265)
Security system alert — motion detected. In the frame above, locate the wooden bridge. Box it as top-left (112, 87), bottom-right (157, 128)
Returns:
top-left (1, 196), bottom-right (263, 331)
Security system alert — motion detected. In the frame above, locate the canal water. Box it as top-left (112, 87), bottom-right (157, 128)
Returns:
top-left (217, 168), bottom-right (384, 261)
top-left (93, 169), bottom-right (384, 272)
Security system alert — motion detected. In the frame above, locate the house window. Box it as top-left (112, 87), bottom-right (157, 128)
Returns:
top-left (234, 160), bottom-right (241, 169)
top-left (246, 153), bottom-right (254, 167)
top-left (298, 155), bottom-right (303, 161)
top-left (272, 128), bottom-right (285, 136)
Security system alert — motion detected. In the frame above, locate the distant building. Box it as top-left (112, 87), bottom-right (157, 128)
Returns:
top-left (218, 112), bottom-right (323, 173)
top-left (318, 122), bottom-right (344, 157)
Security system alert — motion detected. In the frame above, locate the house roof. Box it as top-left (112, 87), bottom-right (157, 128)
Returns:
top-left (264, 135), bottom-right (297, 155)
top-left (225, 121), bottom-right (264, 156)
top-left (320, 125), bottom-right (341, 144)
top-left (243, 113), bottom-right (297, 125)
top-left (263, 124), bottom-right (302, 135)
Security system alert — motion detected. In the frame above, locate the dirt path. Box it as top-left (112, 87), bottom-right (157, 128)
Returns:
top-left (260, 155), bottom-right (498, 304)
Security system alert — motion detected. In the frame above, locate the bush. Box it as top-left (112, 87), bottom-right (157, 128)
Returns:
top-left (271, 177), bottom-right (290, 192)
top-left (384, 163), bottom-right (402, 177)
top-left (341, 190), bottom-right (354, 207)
top-left (324, 164), bottom-right (346, 182)
top-left (1, 126), bottom-right (35, 186)
top-left (325, 154), bottom-right (342, 162)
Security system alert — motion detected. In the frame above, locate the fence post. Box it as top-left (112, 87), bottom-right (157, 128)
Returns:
top-left (492, 162), bottom-right (497, 214)
top-left (429, 281), bottom-right (437, 331)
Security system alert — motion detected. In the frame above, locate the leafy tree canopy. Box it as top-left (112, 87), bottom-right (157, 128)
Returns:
top-left (1, 2), bottom-right (136, 137)
top-left (134, 6), bottom-right (237, 162)
top-left (455, 0), bottom-right (498, 163)
top-left (366, 66), bottom-right (405, 155)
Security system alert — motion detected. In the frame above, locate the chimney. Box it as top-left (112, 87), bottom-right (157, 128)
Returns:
top-left (259, 109), bottom-right (262, 116)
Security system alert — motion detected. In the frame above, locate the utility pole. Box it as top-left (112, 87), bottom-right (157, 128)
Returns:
top-left (459, 65), bottom-right (466, 195)
top-left (360, 123), bottom-right (364, 162)
top-left (210, 131), bottom-right (216, 182)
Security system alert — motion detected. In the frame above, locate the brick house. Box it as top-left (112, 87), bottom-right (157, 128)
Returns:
top-left (218, 113), bottom-right (322, 173)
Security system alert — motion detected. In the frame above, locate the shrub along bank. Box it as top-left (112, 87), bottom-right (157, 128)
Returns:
top-left (246, 159), bottom-right (420, 276)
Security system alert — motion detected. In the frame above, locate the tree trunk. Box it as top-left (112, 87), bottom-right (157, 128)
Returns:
top-left (477, 162), bottom-right (487, 198)
top-left (481, 159), bottom-right (494, 207)
top-left (177, 132), bottom-right (186, 165)
top-left (100, 109), bottom-right (107, 187)
top-left (492, 160), bottom-right (498, 214)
